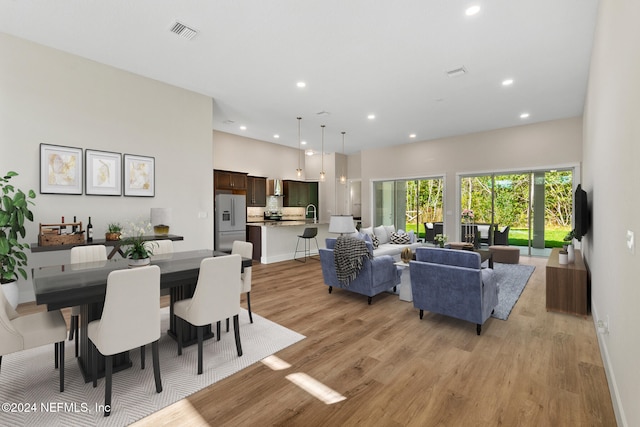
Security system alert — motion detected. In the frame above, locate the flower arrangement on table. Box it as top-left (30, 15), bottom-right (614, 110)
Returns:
top-left (434, 233), bottom-right (448, 248)
top-left (461, 209), bottom-right (475, 222)
top-left (120, 219), bottom-right (156, 265)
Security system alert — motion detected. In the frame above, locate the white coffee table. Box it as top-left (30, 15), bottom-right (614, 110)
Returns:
top-left (394, 261), bottom-right (413, 302)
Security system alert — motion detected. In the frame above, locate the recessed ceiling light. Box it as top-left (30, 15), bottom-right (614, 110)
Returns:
top-left (409, 134), bottom-right (417, 139)
top-left (296, 81), bottom-right (306, 88)
top-left (465, 5), bottom-right (481, 16)
top-left (367, 114), bottom-right (375, 120)
top-left (305, 149), bottom-right (314, 156)
top-left (301, 140), bottom-right (307, 145)
top-left (520, 113), bottom-right (530, 119)
top-left (273, 134), bottom-right (280, 139)
top-left (239, 125), bottom-right (247, 130)
top-left (502, 79), bottom-right (514, 86)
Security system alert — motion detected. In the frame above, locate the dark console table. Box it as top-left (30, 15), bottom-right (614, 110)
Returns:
top-left (30, 234), bottom-right (184, 259)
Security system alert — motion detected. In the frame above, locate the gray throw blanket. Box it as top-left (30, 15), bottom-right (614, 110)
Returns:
top-left (334, 236), bottom-right (372, 286)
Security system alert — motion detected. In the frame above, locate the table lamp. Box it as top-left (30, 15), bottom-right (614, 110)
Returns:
top-left (329, 215), bottom-right (355, 236)
top-left (150, 208), bottom-right (172, 236)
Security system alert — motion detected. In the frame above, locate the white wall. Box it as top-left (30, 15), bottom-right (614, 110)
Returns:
top-left (213, 130), bottom-right (345, 222)
top-left (359, 117), bottom-right (583, 238)
top-left (0, 34), bottom-right (214, 303)
top-left (582, 0), bottom-right (640, 425)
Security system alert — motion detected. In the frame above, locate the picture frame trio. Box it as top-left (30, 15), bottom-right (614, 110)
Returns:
top-left (39, 143), bottom-right (155, 197)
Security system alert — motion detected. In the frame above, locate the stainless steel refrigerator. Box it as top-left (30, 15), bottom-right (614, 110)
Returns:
top-left (215, 194), bottom-right (246, 252)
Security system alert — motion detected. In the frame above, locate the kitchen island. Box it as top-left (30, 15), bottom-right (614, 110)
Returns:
top-left (247, 221), bottom-right (333, 264)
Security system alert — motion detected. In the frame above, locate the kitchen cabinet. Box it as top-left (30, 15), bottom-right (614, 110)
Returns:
top-left (283, 180), bottom-right (318, 209)
top-left (215, 170), bottom-right (247, 192)
top-left (247, 176), bottom-right (267, 207)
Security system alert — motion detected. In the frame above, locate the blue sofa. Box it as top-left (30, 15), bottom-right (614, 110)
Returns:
top-left (320, 238), bottom-right (400, 304)
top-left (409, 247), bottom-right (498, 335)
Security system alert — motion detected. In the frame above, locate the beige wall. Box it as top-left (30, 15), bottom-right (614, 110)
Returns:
top-left (582, 0), bottom-right (640, 425)
top-left (0, 34), bottom-right (214, 303)
top-left (359, 117), bottom-right (583, 238)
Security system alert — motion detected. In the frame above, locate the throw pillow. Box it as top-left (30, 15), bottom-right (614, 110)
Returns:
top-left (370, 234), bottom-right (380, 248)
top-left (373, 225), bottom-right (389, 244)
top-left (390, 231), bottom-right (410, 244)
top-left (361, 226), bottom-right (373, 236)
top-left (384, 225), bottom-right (396, 240)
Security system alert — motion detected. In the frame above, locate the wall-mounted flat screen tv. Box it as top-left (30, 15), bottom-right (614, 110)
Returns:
top-left (574, 184), bottom-right (589, 241)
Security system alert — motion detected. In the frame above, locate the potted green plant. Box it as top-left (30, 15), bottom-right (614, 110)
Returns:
top-left (105, 223), bottom-right (122, 241)
top-left (0, 171), bottom-right (36, 308)
top-left (563, 229), bottom-right (576, 263)
top-left (434, 233), bottom-right (448, 248)
top-left (120, 220), bottom-right (156, 266)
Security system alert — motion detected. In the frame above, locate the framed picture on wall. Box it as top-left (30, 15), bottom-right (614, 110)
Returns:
top-left (85, 149), bottom-right (122, 196)
top-left (39, 143), bottom-right (83, 194)
top-left (123, 154), bottom-right (155, 197)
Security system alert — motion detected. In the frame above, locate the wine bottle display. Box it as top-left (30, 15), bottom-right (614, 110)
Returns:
top-left (87, 217), bottom-right (93, 242)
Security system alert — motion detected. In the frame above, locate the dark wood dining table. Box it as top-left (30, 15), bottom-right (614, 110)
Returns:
top-left (32, 249), bottom-right (252, 382)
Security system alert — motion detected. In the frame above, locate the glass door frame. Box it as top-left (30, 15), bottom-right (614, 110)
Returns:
top-left (457, 165), bottom-right (579, 256)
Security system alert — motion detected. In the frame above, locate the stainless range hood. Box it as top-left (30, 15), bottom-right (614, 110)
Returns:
top-left (267, 179), bottom-right (284, 196)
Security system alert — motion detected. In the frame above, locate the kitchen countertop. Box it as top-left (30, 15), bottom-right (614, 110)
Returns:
top-left (247, 220), bottom-right (327, 227)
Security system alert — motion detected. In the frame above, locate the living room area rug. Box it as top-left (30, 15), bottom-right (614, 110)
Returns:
top-left (489, 262), bottom-right (536, 320)
top-left (0, 308), bottom-right (305, 427)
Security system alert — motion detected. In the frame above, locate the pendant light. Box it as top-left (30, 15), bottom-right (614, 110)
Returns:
top-left (340, 131), bottom-right (347, 184)
top-left (319, 125), bottom-right (326, 182)
top-left (296, 117), bottom-right (303, 177)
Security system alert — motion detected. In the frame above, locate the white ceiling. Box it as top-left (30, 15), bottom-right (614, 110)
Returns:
top-left (0, 0), bottom-right (599, 155)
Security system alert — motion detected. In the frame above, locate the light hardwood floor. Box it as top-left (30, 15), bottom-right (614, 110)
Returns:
top-left (18, 255), bottom-right (616, 426)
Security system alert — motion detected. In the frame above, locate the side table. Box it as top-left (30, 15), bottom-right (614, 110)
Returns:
top-left (394, 261), bottom-right (413, 302)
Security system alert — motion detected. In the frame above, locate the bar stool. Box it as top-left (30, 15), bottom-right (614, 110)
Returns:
top-left (294, 227), bottom-right (319, 262)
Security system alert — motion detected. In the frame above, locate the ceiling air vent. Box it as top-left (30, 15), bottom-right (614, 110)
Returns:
top-left (170, 21), bottom-right (198, 40)
top-left (446, 66), bottom-right (467, 77)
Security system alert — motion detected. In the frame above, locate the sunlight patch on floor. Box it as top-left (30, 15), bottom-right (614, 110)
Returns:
top-left (286, 372), bottom-right (346, 405)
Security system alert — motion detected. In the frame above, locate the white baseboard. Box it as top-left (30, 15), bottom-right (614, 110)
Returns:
top-left (591, 301), bottom-right (627, 427)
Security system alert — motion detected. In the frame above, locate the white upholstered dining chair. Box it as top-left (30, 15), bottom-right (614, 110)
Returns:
top-left (69, 245), bottom-right (108, 357)
top-left (232, 240), bottom-right (253, 323)
top-left (174, 255), bottom-right (243, 375)
top-left (87, 265), bottom-right (163, 417)
top-left (0, 284), bottom-right (67, 392)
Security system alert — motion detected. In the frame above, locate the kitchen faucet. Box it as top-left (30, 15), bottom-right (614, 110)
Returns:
top-left (306, 204), bottom-right (317, 224)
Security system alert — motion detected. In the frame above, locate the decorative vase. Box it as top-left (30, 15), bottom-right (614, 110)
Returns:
top-left (559, 250), bottom-right (568, 265)
top-left (105, 232), bottom-right (121, 241)
top-left (128, 257), bottom-right (151, 268)
top-left (401, 248), bottom-right (413, 263)
top-left (567, 244), bottom-right (575, 263)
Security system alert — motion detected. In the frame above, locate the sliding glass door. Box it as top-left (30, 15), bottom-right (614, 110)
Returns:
top-left (374, 177), bottom-right (444, 238)
top-left (460, 169), bottom-right (573, 256)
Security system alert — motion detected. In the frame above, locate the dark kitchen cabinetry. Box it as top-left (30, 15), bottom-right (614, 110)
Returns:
top-left (283, 180), bottom-right (318, 212)
top-left (247, 176), bottom-right (267, 207)
top-left (214, 170), bottom-right (247, 193)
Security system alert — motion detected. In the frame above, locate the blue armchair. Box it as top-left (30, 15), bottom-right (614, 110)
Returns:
top-left (320, 238), bottom-right (400, 304)
top-left (409, 247), bottom-right (498, 335)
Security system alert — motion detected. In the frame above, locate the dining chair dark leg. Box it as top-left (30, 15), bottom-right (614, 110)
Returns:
top-left (104, 354), bottom-right (112, 417)
top-left (92, 344), bottom-right (98, 388)
top-left (58, 340), bottom-right (65, 392)
top-left (54, 342), bottom-right (59, 369)
top-left (177, 318), bottom-right (183, 356)
top-left (140, 345), bottom-right (146, 370)
top-left (216, 321), bottom-right (221, 341)
top-left (152, 340), bottom-right (162, 393)
top-left (233, 314), bottom-right (243, 357)
top-left (246, 292), bottom-right (253, 323)
top-left (197, 325), bottom-right (204, 375)
top-left (226, 318), bottom-right (229, 332)
top-left (75, 328), bottom-right (79, 358)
